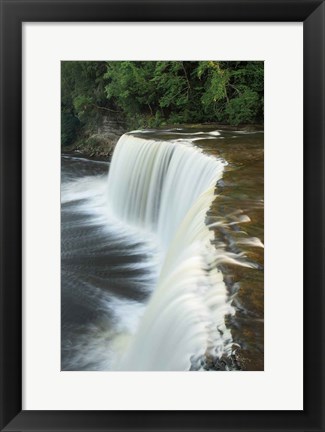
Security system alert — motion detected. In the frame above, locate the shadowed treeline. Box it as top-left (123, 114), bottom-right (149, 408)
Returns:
top-left (61, 61), bottom-right (264, 147)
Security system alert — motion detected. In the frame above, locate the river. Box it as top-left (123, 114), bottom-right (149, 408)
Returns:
top-left (61, 127), bottom-right (264, 371)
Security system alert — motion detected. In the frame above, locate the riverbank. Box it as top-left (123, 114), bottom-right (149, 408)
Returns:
top-left (62, 113), bottom-right (126, 160)
top-left (62, 122), bottom-right (263, 160)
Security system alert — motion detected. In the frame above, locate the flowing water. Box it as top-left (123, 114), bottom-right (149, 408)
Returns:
top-left (61, 127), bottom-right (264, 371)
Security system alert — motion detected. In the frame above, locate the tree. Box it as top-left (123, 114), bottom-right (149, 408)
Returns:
top-left (61, 60), bottom-right (264, 147)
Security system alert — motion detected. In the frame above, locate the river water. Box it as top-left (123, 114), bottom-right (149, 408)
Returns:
top-left (61, 127), bottom-right (264, 371)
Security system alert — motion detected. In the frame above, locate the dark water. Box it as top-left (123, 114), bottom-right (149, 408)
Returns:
top-left (61, 128), bottom-right (264, 371)
top-left (61, 156), bottom-right (158, 370)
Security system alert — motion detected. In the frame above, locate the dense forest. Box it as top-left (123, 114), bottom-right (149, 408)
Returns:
top-left (61, 61), bottom-right (264, 147)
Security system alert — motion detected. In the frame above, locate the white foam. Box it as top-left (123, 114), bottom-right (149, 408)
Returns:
top-left (107, 134), bottom-right (234, 370)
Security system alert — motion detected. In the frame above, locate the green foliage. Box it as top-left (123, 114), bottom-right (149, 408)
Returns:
top-left (61, 111), bottom-right (80, 147)
top-left (196, 61), bottom-right (229, 111)
top-left (104, 62), bottom-right (156, 124)
top-left (152, 62), bottom-right (189, 110)
top-left (225, 89), bottom-right (260, 125)
top-left (224, 61), bottom-right (264, 124)
top-left (61, 60), bottom-right (264, 146)
top-left (61, 61), bottom-right (112, 121)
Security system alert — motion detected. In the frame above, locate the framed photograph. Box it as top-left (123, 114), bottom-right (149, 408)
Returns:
top-left (0, 0), bottom-right (324, 431)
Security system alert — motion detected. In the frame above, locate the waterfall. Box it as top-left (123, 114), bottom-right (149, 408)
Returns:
top-left (107, 134), bottom-right (234, 370)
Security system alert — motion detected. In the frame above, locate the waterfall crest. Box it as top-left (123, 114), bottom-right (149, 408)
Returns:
top-left (107, 134), bottom-right (234, 370)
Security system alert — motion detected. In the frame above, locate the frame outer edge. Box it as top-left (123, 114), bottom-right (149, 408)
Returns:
top-left (0, 0), bottom-right (23, 430)
top-left (303, 2), bottom-right (325, 431)
top-left (0, 0), bottom-right (324, 431)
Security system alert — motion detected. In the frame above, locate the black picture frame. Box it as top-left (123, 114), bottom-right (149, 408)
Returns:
top-left (0, 0), bottom-right (324, 431)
